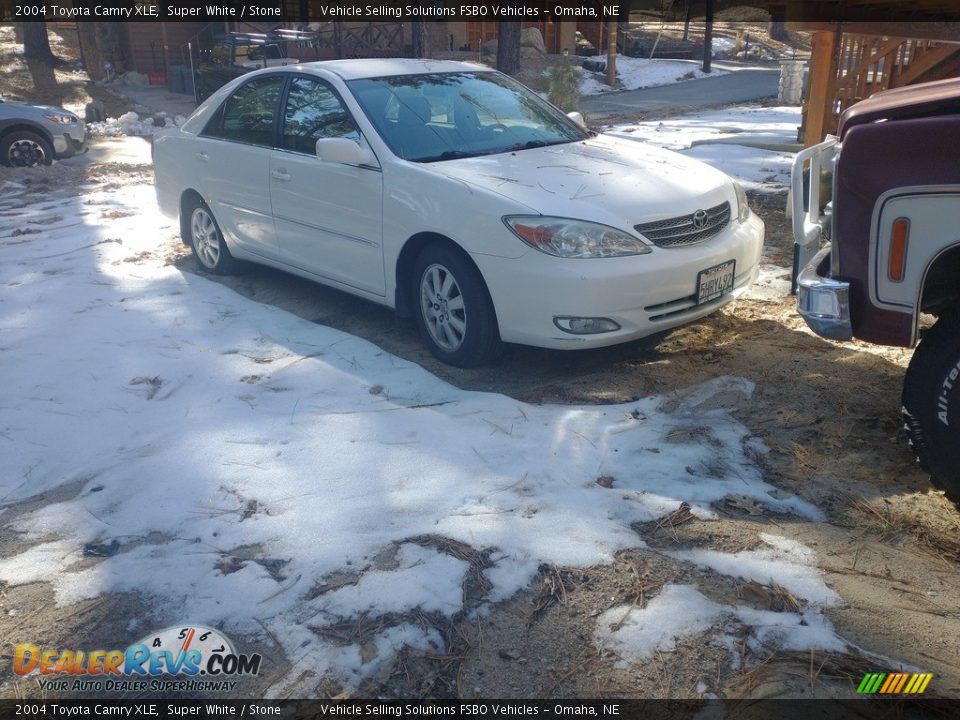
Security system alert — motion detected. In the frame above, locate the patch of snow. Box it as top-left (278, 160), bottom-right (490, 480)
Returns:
top-left (741, 263), bottom-right (792, 301)
top-left (0, 145), bottom-right (829, 690)
top-left (608, 106), bottom-right (801, 193)
top-left (711, 38), bottom-right (736, 57)
top-left (595, 585), bottom-right (723, 664)
top-left (597, 537), bottom-right (848, 666)
top-left (666, 534), bottom-right (842, 607)
top-left (609, 107), bottom-right (801, 151)
top-left (581, 55), bottom-right (725, 95)
top-left (87, 111), bottom-right (184, 138)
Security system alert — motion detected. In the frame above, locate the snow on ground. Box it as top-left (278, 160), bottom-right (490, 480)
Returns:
top-left (581, 56), bottom-right (725, 95)
top-left (596, 535), bottom-right (847, 666)
top-left (0, 153), bottom-right (837, 691)
top-left (608, 106), bottom-right (801, 193)
top-left (742, 263), bottom-right (792, 302)
top-left (86, 111), bottom-right (185, 138)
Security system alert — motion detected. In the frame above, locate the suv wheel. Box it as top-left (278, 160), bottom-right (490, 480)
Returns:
top-left (1, 130), bottom-right (54, 167)
top-left (412, 242), bottom-right (502, 367)
top-left (902, 312), bottom-right (960, 504)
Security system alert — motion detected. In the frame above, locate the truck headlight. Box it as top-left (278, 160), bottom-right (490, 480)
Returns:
top-left (503, 216), bottom-right (652, 258)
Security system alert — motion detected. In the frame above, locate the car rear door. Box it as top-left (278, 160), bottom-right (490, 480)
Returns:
top-left (193, 74), bottom-right (285, 260)
top-left (270, 75), bottom-right (385, 296)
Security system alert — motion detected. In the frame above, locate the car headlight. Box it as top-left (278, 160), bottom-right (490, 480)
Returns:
top-left (503, 216), bottom-right (652, 258)
top-left (44, 113), bottom-right (77, 124)
top-left (733, 181), bottom-right (750, 223)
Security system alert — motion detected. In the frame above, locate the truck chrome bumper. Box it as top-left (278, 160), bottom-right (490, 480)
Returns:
top-left (796, 244), bottom-right (852, 341)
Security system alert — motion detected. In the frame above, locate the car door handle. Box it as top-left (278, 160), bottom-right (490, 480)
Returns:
top-left (195, 152), bottom-right (208, 162)
top-left (271, 169), bottom-right (291, 182)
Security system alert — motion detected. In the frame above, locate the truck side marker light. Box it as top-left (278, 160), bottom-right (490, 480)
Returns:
top-left (889, 217), bottom-right (910, 282)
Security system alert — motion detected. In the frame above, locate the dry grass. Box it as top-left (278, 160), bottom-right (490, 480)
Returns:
top-left (841, 491), bottom-right (960, 565)
top-left (728, 649), bottom-right (878, 697)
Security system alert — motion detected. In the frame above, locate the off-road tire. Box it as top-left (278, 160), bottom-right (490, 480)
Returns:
top-left (902, 312), bottom-right (960, 505)
top-left (183, 198), bottom-right (238, 275)
top-left (412, 242), bottom-right (502, 367)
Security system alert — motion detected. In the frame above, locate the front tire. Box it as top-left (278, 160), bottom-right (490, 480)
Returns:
top-left (184, 199), bottom-right (238, 275)
top-left (412, 243), bottom-right (501, 367)
top-left (902, 312), bottom-right (960, 504)
top-left (1, 130), bottom-right (54, 167)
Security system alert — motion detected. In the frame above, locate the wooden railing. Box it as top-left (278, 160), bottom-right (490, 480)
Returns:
top-left (834, 34), bottom-right (960, 114)
top-left (307, 22), bottom-right (404, 60)
top-left (804, 31), bottom-right (960, 145)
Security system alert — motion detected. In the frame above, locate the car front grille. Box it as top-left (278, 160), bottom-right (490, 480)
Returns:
top-left (634, 201), bottom-right (730, 248)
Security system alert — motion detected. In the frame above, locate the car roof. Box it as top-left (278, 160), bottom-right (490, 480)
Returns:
top-left (291, 58), bottom-right (494, 81)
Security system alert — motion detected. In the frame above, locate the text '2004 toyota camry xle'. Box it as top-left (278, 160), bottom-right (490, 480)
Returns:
top-left (154, 59), bottom-right (764, 366)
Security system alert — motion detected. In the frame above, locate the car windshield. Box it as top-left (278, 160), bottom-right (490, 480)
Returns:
top-left (347, 71), bottom-right (589, 162)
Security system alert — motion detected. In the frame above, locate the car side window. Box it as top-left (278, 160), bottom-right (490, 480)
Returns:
top-left (281, 76), bottom-right (360, 155)
top-left (204, 76), bottom-right (284, 147)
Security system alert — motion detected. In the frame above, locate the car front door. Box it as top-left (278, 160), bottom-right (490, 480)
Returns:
top-left (270, 75), bottom-right (385, 296)
top-left (194, 75), bottom-right (284, 260)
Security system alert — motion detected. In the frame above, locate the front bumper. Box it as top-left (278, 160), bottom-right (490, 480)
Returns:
top-left (477, 211), bottom-right (765, 350)
top-left (52, 130), bottom-right (88, 159)
top-left (796, 244), bottom-right (852, 341)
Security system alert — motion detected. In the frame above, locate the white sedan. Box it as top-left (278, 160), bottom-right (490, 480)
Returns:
top-left (154, 59), bottom-right (763, 366)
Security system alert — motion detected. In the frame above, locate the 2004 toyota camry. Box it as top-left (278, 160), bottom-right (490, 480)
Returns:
top-left (153, 59), bottom-right (764, 366)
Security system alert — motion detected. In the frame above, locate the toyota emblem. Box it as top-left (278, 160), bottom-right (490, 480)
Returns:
top-left (692, 209), bottom-right (709, 229)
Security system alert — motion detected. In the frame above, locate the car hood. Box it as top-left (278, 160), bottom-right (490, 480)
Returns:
top-left (0, 99), bottom-right (73, 117)
top-left (434, 134), bottom-right (735, 227)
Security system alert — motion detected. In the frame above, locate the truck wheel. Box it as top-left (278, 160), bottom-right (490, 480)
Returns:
top-left (902, 313), bottom-right (960, 504)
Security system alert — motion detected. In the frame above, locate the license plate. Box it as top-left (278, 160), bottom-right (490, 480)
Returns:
top-left (696, 260), bottom-right (736, 304)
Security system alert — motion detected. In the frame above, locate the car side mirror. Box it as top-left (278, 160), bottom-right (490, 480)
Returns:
top-left (315, 138), bottom-right (378, 167)
top-left (567, 111), bottom-right (587, 129)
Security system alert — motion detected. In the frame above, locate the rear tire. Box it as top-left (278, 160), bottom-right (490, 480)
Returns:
top-left (412, 242), bottom-right (502, 367)
top-left (183, 198), bottom-right (238, 275)
top-left (902, 312), bottom-right (960, 505)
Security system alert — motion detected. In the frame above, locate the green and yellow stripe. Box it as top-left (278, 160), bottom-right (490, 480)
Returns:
top-left (857, 672), bottom-right (932, 694)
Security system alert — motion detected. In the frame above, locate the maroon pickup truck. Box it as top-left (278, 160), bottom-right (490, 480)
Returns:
top-left (792, 77), bottom-right (960, 504)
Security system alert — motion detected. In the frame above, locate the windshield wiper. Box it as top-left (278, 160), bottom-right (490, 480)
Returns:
top-left (415, 149), bottom-right (479, 162)
top-left (511, 139), bottom-right (573, 151)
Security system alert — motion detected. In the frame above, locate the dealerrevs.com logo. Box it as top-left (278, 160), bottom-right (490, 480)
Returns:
top-left (856, 671), bottom-right (933, 695)
top-left (13, 625), bottom-right (261, 693)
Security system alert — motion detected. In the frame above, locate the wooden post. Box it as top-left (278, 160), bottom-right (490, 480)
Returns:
top-left (803, 29), bottom-right (838, 146)
top-left (606, 21), bottom-right (617, 87)
top-left (702, 0), bottom-right (714, 73)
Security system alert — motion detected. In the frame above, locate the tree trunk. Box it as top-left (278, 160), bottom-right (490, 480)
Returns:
top-left (496, 22), bottom-right (521, 76)
top-left (77, 23), bottom-right (105, 80)
top-left (21, 21), bottom-right (56, 63)
top-left (769, 20), bottom-right (788, 42)
top-left (702, 0), bottom-right (714, 74)
top-left (412, 21), bottom-right (430, 58)
top-left (682, 2), bottom-right (692, 42)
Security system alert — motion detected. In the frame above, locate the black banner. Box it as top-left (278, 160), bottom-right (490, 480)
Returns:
top-left (4, 1), bottom-right (960, 23)
top-left (5, 1), bottom-right (623, 23)
top-left (0, 699), bottom-right (957, 720)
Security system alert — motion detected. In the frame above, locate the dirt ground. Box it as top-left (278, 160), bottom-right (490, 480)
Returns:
top-left (0, 25), bottom-right (128, 118)
top-left (2, 23), bottom-right (959, 704)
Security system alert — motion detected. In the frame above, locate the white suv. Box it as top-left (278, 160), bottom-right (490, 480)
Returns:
top-left (0, 98), bottom-right (87, 167)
